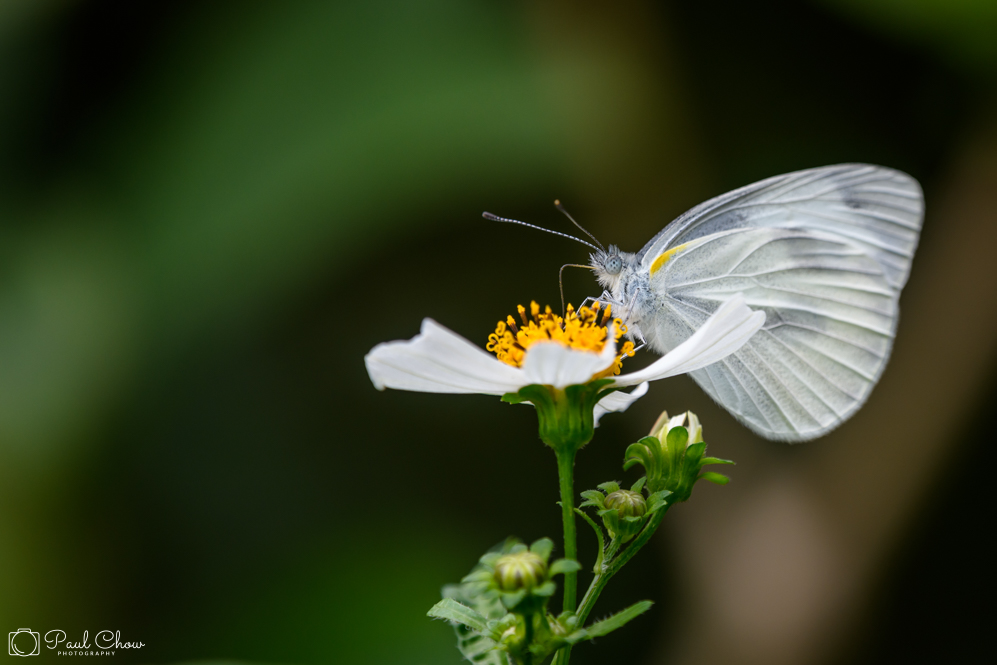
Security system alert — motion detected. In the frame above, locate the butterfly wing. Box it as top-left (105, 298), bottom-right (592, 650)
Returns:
top-left (639, 164), bottom-right (923, 441)
top-left (638, 164), bottom-right (922, 289)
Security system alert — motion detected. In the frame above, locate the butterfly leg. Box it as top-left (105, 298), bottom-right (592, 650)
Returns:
top-left (580, 291), bottom-right (615, 310)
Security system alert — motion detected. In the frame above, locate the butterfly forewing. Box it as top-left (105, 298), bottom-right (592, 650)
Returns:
top-left (639, 164), bottom-right (923, 289)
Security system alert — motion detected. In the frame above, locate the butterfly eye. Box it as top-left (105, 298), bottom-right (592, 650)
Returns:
top-left (606, 255), bottom-right (623, 275)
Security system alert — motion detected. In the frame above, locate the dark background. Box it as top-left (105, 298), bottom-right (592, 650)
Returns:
top-left (1, 1), bottom-right (994, 664)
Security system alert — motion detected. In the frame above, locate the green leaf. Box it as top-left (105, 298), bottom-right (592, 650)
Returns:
top-left (501, 391), bottom-right (528, 404)
top-left (583, 600), bottom-right (654, 638)
top-left (443, 566), bottom-right (509, 665)
top-left (427, 598), bottom-right (490, 633)
top-left (597, 480), bottom-right (621, 493)
top-left (701, 456), bottom-right (735, 466)
top-left (549, 558), bottom-right (582, 576)
top-left (579, 490), bottom-right (606, 508)
top-left (453, 628), bottom-right (504, 665)
top-left (630, 476), bottom-right (647, 493)
top-left (700, 472), bottom-right (730, 485)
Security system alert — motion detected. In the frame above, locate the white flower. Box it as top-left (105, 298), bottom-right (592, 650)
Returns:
top-left (365, 294), bottom-right (764, 423)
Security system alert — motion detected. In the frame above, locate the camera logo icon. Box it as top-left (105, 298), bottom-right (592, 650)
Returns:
top-left (8, 629), bottom-right (40, 656)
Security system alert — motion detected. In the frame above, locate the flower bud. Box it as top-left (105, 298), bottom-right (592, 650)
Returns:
top-left (625, 409), bottom-right (732, 501)
top-left (493, 551), bottom-right (548, 592)
top-left (650, 410), bottom-right (702, 450)
top-left (604, 489), bottom-right (647, 518)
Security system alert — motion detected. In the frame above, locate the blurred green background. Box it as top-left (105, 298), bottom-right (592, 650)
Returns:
top-left (1, 1), bottom-right (995, 664)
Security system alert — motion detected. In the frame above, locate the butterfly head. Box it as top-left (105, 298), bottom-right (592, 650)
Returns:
top-left (591, 245), bottom-right (637, 293)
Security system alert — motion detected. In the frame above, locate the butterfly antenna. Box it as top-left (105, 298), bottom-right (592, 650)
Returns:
top-left (554, 200), bottom-right (605, 252)
top-left (559, 263), bottom-right (595, 317)
top-left (482, 212), bottom-right (600, 251)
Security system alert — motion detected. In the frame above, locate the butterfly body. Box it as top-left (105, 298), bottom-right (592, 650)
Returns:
top-left (589, 164), bottom-right (923, 442)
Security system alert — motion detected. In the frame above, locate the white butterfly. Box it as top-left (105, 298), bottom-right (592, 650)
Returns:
top-left (585, 164), bottom-right (923, 442)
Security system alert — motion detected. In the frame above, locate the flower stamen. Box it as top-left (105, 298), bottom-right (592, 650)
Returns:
top-left (486, 301), bottom-right (636, 375)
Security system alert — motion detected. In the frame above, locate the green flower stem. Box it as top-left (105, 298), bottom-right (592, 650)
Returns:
top-left (552, 506), bottom-right (671, 665)
top-left (603, 537), bottom-right (622, 562)
top-left (555, 448), bottom-right (578, 614)
top-left (503, 380), bottom-right (617, 665)
top-left (522, 617), bottom-right (534, 665)
top-left (577, 502), bottom-right (671, 625)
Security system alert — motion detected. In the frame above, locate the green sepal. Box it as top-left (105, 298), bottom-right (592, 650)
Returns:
top-left (623, 421), bottom-right (735, 501)
top-left (478, 552), bottom-right (502, 567)
top-left (685, 441), bottom-right (706, 465)
top-left (511, 379), bottom-right (615, 454)
top-left (557, 611), bottom-right (579, 631)
top-left (700, 471), bottom-right (730, 485)
top-left (427, 598), bottom-right (490, 633)
top-left (701, 456), bottom-right (735, 466)
top-left (594, 384), bottom-right (623, 402)
top-left (461, 569), bottom-right (493, 584)
top-left (501, 392), bottom-right (529, 404)
top-left (665, 426), bottom-right (688, 462)
top-left (623, 438), bottom-right (658, 474)
top-left (549, 559), bottom-right (582, 576)
top-left (630, 476), bottom-right (646, 493)
top-left (533, 581), bottom-right (557, 597)
top-left (530, 537), bottom-right (554, 561)
top-left (500, 590), bottom-right (527, 610)
top-left (597, 481), bottom-right (620, 493)
top-left (509, 542), bottom-right (528, 554)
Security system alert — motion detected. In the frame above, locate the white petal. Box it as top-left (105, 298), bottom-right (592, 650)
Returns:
top-left (613, 294), bottom-right (766, 387)
top-left (687, 411), bottom-right (702, 444)
top-left (667, 412), bottom-right (687, 432)
top-left (593, 382), bottom-right (649, 426)
top-left (521, 332), bottom-right (617, 389)
top-left (365, 319), bottom-right (525, 395)
top-left (648, 410), bottom-right (671, 438)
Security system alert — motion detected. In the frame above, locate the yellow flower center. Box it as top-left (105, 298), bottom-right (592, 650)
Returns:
top-left (486, 301), bottom-right (636, 377)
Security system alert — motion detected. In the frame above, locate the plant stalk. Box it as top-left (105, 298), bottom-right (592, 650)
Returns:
top-left (576, 502), bottom-right (671, 625)
top-left (555, 448), bottom-right (578, 614)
